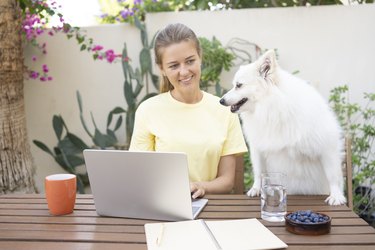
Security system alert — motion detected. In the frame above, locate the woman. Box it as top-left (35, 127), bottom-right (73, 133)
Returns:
top-left (129, 23), bottom-right (247, 199)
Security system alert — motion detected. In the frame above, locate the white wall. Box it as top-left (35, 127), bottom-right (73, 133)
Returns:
top-left (24, 5), bottom-right (375, 193)
top-left (146, 5), bottom-right (375, 99)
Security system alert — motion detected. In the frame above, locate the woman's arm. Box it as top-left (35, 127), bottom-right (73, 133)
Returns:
top-left (190, 154), bottom-right (237, 199)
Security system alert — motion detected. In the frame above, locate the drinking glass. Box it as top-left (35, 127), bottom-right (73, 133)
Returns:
top-left (261, 172), bottom-right (287, 222)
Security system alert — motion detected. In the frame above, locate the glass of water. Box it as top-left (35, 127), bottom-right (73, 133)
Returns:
top-left (261, 172), bottom-right (287, 222)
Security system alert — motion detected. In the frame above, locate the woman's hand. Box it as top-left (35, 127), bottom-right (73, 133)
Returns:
top-left (189, 154), bottom-right (238, 198)
top-left (190, 182), bottom-right (206, 199)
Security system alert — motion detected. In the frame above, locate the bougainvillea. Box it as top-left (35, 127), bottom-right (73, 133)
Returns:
top-left (20, 0), bottom-right (122, 82)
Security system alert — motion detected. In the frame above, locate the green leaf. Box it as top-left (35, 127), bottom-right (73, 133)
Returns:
top-left (76, 175), bottom-right (85, 194)
top-left (76, 35), bottom-right (85, 44)
top-left (111, 107), bottom-right (126, 114)
top-left (76, 91), bottom-right (93, 138)
top-left (93, 129), bottom-right (117, 148)
top-left (107, 107), bottom-right (125, 127)
top-left (90, 111), bottom-right (98, 130)
top-left (54, 150), bottom-right (76, 173)
top-left (52, 115), bottom-right (64, 140)
top-left (149, 31), bottom-right (158, 49)
top-left (140, 48), bottom-right (152, 74)
top-left (33, 140), bottom-right (54, 157)
top-left (151, 74), bottom-right (160, 90)
top-left (134, 15), bottom-right (145, 32)
top-left (122, 43), bottom-right (130, 80)
top-left (55, 153), bottom-right (84, 172)
top-left (80, 44), bottom-right (87, 51)
top-left (67, 133), bottom-right (90, 150)
top-left (76, 91), bottom-right (83, 113)
top-left (106, 129), bottom-right (117, 141)
top-left (124, 79), bottom-right (135, 107)
top-left (114, 116), bottom-right (123, 131)
top-left (125, 107), bottom-right (136, 146)
top-left (58, 136), bottom-right (83, 155)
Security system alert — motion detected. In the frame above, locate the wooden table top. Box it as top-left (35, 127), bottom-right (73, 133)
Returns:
top-left (0, 194), bottom-right (374, 250)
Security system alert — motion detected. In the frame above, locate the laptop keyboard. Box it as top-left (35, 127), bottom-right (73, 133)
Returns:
top-left (192, 206), bottom-right (199, 215)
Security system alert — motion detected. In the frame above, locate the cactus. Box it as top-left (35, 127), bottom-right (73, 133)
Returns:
top-left (33, 17), bottom-right (158, 192)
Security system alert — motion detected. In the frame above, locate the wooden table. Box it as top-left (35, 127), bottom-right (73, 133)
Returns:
top-left (0, 194), bottom-right (374, 250)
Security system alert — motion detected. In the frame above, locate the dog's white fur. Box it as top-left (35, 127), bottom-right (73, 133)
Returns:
top-left (220, 50), bottom-right (346, 205)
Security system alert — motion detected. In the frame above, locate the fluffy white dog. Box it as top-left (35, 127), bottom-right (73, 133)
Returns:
top-left (220, 50), bottom-right (347, 205)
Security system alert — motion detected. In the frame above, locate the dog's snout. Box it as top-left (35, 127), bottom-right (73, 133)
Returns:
top-left (219, 98), bottom-right (226, 106)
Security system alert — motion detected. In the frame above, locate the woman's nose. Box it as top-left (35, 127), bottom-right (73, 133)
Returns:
top-left (179, 64), bottom-right (189, 75)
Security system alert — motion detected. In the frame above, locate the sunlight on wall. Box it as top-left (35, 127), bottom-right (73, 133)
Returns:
top-left (49, 0), bottom-right (102, 27)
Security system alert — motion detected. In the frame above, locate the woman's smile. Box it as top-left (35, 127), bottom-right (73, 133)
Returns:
top-left (179, 75), bottom-right (194, 84)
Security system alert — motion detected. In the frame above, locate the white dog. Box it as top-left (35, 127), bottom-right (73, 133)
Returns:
top-left (220, 50), bottom-right (347, 205)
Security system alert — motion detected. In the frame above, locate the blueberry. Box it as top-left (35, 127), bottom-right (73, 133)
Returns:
top-left (287, 210), bottom-right (329, 224)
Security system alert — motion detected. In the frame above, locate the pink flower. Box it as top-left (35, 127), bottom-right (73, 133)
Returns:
top-left (42, 64), bottom-right (49, 73)
top-left (105, 49), bottom-right (116, 63)
top-left (32, 56), bottom-right (37, 61)
top-left (29, 71), bottom-right (39, 79)
top-left (92, 45), bottom-right (103, 51)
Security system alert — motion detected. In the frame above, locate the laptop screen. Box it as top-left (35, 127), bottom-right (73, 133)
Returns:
top-left (83, 149), bottom-right (207, 221)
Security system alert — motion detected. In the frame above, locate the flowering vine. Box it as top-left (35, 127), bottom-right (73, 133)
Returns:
top-left (98, 0), bottom-right (170, 24)
top-left (20, 0), bottom-right (123, 82)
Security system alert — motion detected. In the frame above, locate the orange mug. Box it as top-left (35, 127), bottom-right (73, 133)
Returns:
top-left (45, 174), bottom-right (77, 215)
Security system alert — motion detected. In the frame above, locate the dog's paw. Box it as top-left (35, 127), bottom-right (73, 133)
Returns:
top-left (246, 187), bottom-right (260, 197)
top-left (325, 193), bottom-right (347, 206)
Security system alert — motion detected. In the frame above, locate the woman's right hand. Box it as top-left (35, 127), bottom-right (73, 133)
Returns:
top-left (190, 182), bottom-right (206, 199)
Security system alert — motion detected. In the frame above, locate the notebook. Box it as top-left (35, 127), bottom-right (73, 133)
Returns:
top-left (145, 218), bottom-right (288, 250)
top-left (83, 149), bottom-right (208, 221)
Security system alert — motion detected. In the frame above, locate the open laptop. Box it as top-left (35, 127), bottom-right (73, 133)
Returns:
top-left (83, 149), bottom-right (208, 221)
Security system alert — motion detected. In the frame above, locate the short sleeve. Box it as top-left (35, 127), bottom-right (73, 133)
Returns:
top-left (128, 103), bottom-right (155, 151)
top-left (222, 113), bottom-right (248, 156)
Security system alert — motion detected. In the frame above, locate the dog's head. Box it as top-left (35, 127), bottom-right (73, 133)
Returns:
top-left (220, 50), bottom-right (279, 113)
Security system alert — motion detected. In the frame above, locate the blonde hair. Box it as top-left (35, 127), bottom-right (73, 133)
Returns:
top-left (154, 23), bottom-right (201, 93)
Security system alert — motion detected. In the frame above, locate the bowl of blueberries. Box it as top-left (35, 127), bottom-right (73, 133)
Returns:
top-left (285, 210), bottom-right (331, 235)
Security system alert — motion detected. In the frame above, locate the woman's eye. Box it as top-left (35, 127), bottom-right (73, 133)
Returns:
top-left (187, 59), bottom-right (195, 65)
top-left (169, 64), bottom-right (178, 69)
top-left (236, 83), bottom-right (242, 88)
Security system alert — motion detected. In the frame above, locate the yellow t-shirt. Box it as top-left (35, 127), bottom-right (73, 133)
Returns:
top-left (129, 91), bottom-right (247, 182)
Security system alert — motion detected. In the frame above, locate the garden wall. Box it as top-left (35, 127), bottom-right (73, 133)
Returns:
top-left (24, 5), bottom-right (375, 192)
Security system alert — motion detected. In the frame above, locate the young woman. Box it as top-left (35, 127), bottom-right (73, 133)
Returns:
top-left (129, 23), bottom-right (247, 199)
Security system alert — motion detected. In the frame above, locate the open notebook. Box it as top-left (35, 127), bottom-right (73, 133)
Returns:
top-left (83, 149), bottom-right (208, 221)
top-left (145, 218), bottom-right (288, 250)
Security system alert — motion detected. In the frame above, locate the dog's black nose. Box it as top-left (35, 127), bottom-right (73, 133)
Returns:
top-left (219, 98), bottom-right (226, 105)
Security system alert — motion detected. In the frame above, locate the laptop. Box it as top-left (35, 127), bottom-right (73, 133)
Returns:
top-left (83, 149), bottom-right (208, 221)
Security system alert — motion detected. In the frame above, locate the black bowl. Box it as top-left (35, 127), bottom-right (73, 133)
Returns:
top-left (285, 210), bottom-right (331, 235)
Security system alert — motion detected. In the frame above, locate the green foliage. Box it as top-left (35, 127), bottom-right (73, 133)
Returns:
top-left (33, 115), bottom-right (90, 194)
top-left (98, 0), bottom-right (373, 24)
top-left (329, 85), bottom-right (375, 223)
top-left (33, 17), bottom-right (158, 193)
top-left (199, 37), bottom-right (235, 94)
top-left (243, 151), bottom-right (253, 191)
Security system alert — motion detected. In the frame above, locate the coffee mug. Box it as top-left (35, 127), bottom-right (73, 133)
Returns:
top-left (45, 174), bottom-right (77, 215)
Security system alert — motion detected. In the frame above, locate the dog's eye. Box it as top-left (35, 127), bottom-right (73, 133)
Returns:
top-left (236, 82), bottom-right (243, 88)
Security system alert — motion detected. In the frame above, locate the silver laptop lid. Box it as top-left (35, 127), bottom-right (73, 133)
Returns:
top-left (83, 149), bottom-right (201, 221)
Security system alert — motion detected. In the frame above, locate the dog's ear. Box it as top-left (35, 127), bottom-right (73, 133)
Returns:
top-left (258, 50), bottom-right (277, 83)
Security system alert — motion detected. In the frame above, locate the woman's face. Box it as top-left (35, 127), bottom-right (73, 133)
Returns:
top-left (160, 40), bottom-right (201, 95)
